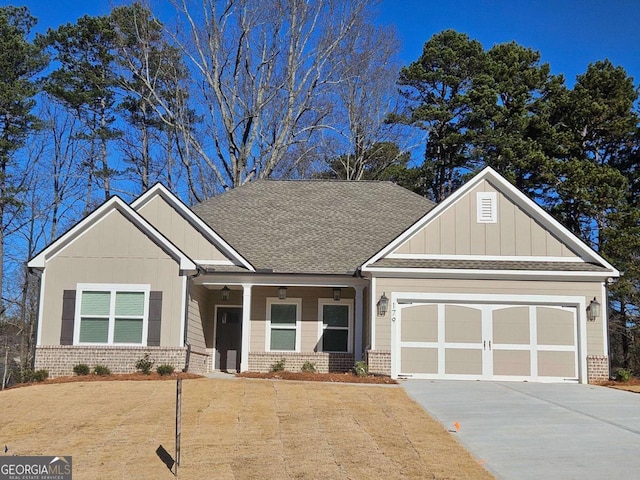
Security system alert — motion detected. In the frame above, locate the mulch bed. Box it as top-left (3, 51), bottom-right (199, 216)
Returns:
top-left (236, 371), bottom-right (397, 384)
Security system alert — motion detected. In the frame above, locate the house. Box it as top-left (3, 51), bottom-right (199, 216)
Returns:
top-left (28, 167), bottom-right (619, 383)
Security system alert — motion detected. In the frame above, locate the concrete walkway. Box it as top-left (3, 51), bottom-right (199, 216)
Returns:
top-left (402, 380), bottom-right (640, 479)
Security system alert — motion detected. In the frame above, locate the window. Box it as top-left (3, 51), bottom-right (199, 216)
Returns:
top-left (266, 298), bottom-right (301, 351)
top-left (477, 192), bottom-right (497, 223)
top-left (75, 284), bottom-right (150, 345)
top-left (318, 300), bottom-right (353, 353)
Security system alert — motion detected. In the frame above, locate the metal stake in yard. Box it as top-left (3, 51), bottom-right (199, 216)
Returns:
top-left (175, 378), bottom-right (182, 477)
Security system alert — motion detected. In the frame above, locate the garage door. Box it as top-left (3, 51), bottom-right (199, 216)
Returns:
top-left (397, 302), bottom-right (578, 382)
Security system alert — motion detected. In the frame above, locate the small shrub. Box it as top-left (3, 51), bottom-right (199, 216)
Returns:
top-left (93, 364), bottom-right (111, 376)
top-left (135, 354), bottom-right (154, 375)
top-left (301, 361), bottom-right (316, 373)
top-left (156, 364), bottom-right (175, 376)
top-left (353, 360), bottom-right (368, 377)
top-left (32, 369), bottom-right (49, 382)
top-left (270, 358), bottom-right (286, 372)
top-left (18, 369), bottom-right (34, 383)
top-left (617, 368), bottom-right (632, 382)
top-left (73, 363), bottom-right (90, 376)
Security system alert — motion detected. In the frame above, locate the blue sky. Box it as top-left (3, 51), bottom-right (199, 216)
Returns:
top-left (17, 0), bottom-right (640, 87)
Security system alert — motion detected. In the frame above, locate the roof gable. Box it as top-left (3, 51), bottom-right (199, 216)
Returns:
top-left (363, 167), bottom-right (619, 276)
top-left (28, 196), bottom-right (197, 273)
top-left (131, 184), bottom-right (254, 272)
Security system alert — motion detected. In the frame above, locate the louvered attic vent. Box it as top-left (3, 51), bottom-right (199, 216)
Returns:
top-left (477, 192), bottom-right (497, 223)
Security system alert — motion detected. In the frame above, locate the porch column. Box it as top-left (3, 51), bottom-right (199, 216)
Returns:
top-left (240, 284), bottom-right (252, 372)
top-left (354, 285), bottom-right (364, 361)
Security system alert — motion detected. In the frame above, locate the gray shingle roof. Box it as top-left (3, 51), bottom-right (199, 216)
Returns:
top-left (192, 180), bottom-right (435, 275)
top-left (369, 258), bottom-right (610, 272)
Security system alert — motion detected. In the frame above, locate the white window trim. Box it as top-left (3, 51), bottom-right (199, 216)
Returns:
top-left (266, 297), bottom-right (302, 352)
top-left (317, 299), bottom-right (354, 353)
top-left (73, 283), bottom-right (151, 346)
top-left (477, 191), bottom-right (497, 223)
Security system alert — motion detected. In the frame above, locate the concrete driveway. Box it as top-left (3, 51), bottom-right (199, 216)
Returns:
top-left (402, 380), bottom-right (640, 479)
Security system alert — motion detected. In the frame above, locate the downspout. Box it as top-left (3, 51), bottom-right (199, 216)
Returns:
top-left (182, 267), bottom-right (203, 373)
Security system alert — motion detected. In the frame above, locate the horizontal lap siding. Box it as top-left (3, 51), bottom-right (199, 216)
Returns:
top-left (249, 286), bottom-right (355, 353)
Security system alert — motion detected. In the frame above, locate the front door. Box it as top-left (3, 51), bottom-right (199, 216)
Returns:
top-left (215, 307), bottom-right (242, 372)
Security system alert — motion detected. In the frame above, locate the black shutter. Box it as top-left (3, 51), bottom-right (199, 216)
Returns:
top-left (147, 291), bottom-right (163, 346)
top-left (60, 290), bottom-right (76, 345)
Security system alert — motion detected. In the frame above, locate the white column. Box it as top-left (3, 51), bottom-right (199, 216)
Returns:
top-left (240, 284), bottom-right (252, 372)
top-left (354, 285), bottom-right (364, 361)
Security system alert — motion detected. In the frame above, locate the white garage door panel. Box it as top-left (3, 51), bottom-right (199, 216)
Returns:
top-left (398, 302), bottom-right (578, 382)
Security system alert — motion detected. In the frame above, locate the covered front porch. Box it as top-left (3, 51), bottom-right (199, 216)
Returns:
top-left (187, 274), bottom-right (369, 373)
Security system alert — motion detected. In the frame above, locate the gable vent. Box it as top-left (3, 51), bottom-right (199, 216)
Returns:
top-left (477, 192), bottom-right (497, 223)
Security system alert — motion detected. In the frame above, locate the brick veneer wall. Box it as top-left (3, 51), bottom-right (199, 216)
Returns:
top-left (248, 352), bottom-right (355, 373)
top-left (587, 355), bottom-right (609, 383)
top-left (366, 350), bottom-right (391, 376)
top-left (35, 345), bottom-right (187, 378)
top-left (187, 350), bottom-right (211, 375)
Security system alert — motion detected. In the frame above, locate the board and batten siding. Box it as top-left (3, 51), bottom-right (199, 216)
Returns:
top-left (373, 278), bottom-right (604, 356)
top-left (40, 209), bottom-right (185, 347)
top-left (136, 194), bottom-right (229, 262)
top-left (394, 180), bottom-right (579, 258)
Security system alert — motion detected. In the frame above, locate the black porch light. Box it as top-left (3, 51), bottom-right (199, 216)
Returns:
top-left (377, 292), bottom-right (389, 316)
top-left (587, 297), bottom-right (601, 322)
top-left (220, 285), bottom-right (231, 302)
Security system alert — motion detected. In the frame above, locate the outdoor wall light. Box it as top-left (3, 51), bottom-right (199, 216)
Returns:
top-left (377, 292), bottom-right (389, 316)
top-left (278, 286), bottom-right (287, 300)
top-left (587, 297), bottom-right (601, 322)
top-left (220, 285), bottom-right (231, 302)
top-left (333, 288), bottom-right (342, 301)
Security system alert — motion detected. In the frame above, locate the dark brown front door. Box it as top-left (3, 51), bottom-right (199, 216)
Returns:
top-left (215, 307), bottom-right (242, 372)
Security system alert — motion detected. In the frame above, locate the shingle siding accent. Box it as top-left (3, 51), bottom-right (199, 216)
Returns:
top-left (248, 352), bottom-right (354, 373)
top-left (587, 355), bottom-right (609, 383)
top-left (35, 345), bottom-right (187, 378)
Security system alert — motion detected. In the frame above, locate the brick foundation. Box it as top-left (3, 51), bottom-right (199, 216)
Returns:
top-left (248, 352), bottom-right (355, 373)
top-left (187, 350), bottom-right (211, 375)
top-left (35, 345), bottom-right (187, 378)
top-left (366, 350), bottom-right (391, 376)
top-left (587, 355), bottom-right (609, 383)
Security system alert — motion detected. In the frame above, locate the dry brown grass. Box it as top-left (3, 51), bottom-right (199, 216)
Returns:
top-left (0, 378), bottom-right (492, 479)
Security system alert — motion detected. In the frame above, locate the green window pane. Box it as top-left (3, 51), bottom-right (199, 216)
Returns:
top-left (323, 329), bottom-right (348, 352)
top-left (81, 291), bottom-right (110, 316)
top-left (115, 292), bottom-right (145, 316)
top-left (80, 318), bottom-right (109, 343)
top-left (271, 304), bottom-right (296, 325)
top-left (114, 318), bottom-right (143, 343)
top-left (271, 328), bottom-right (296, 350)
top-left (323, 305), bottom-right (349, 327)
